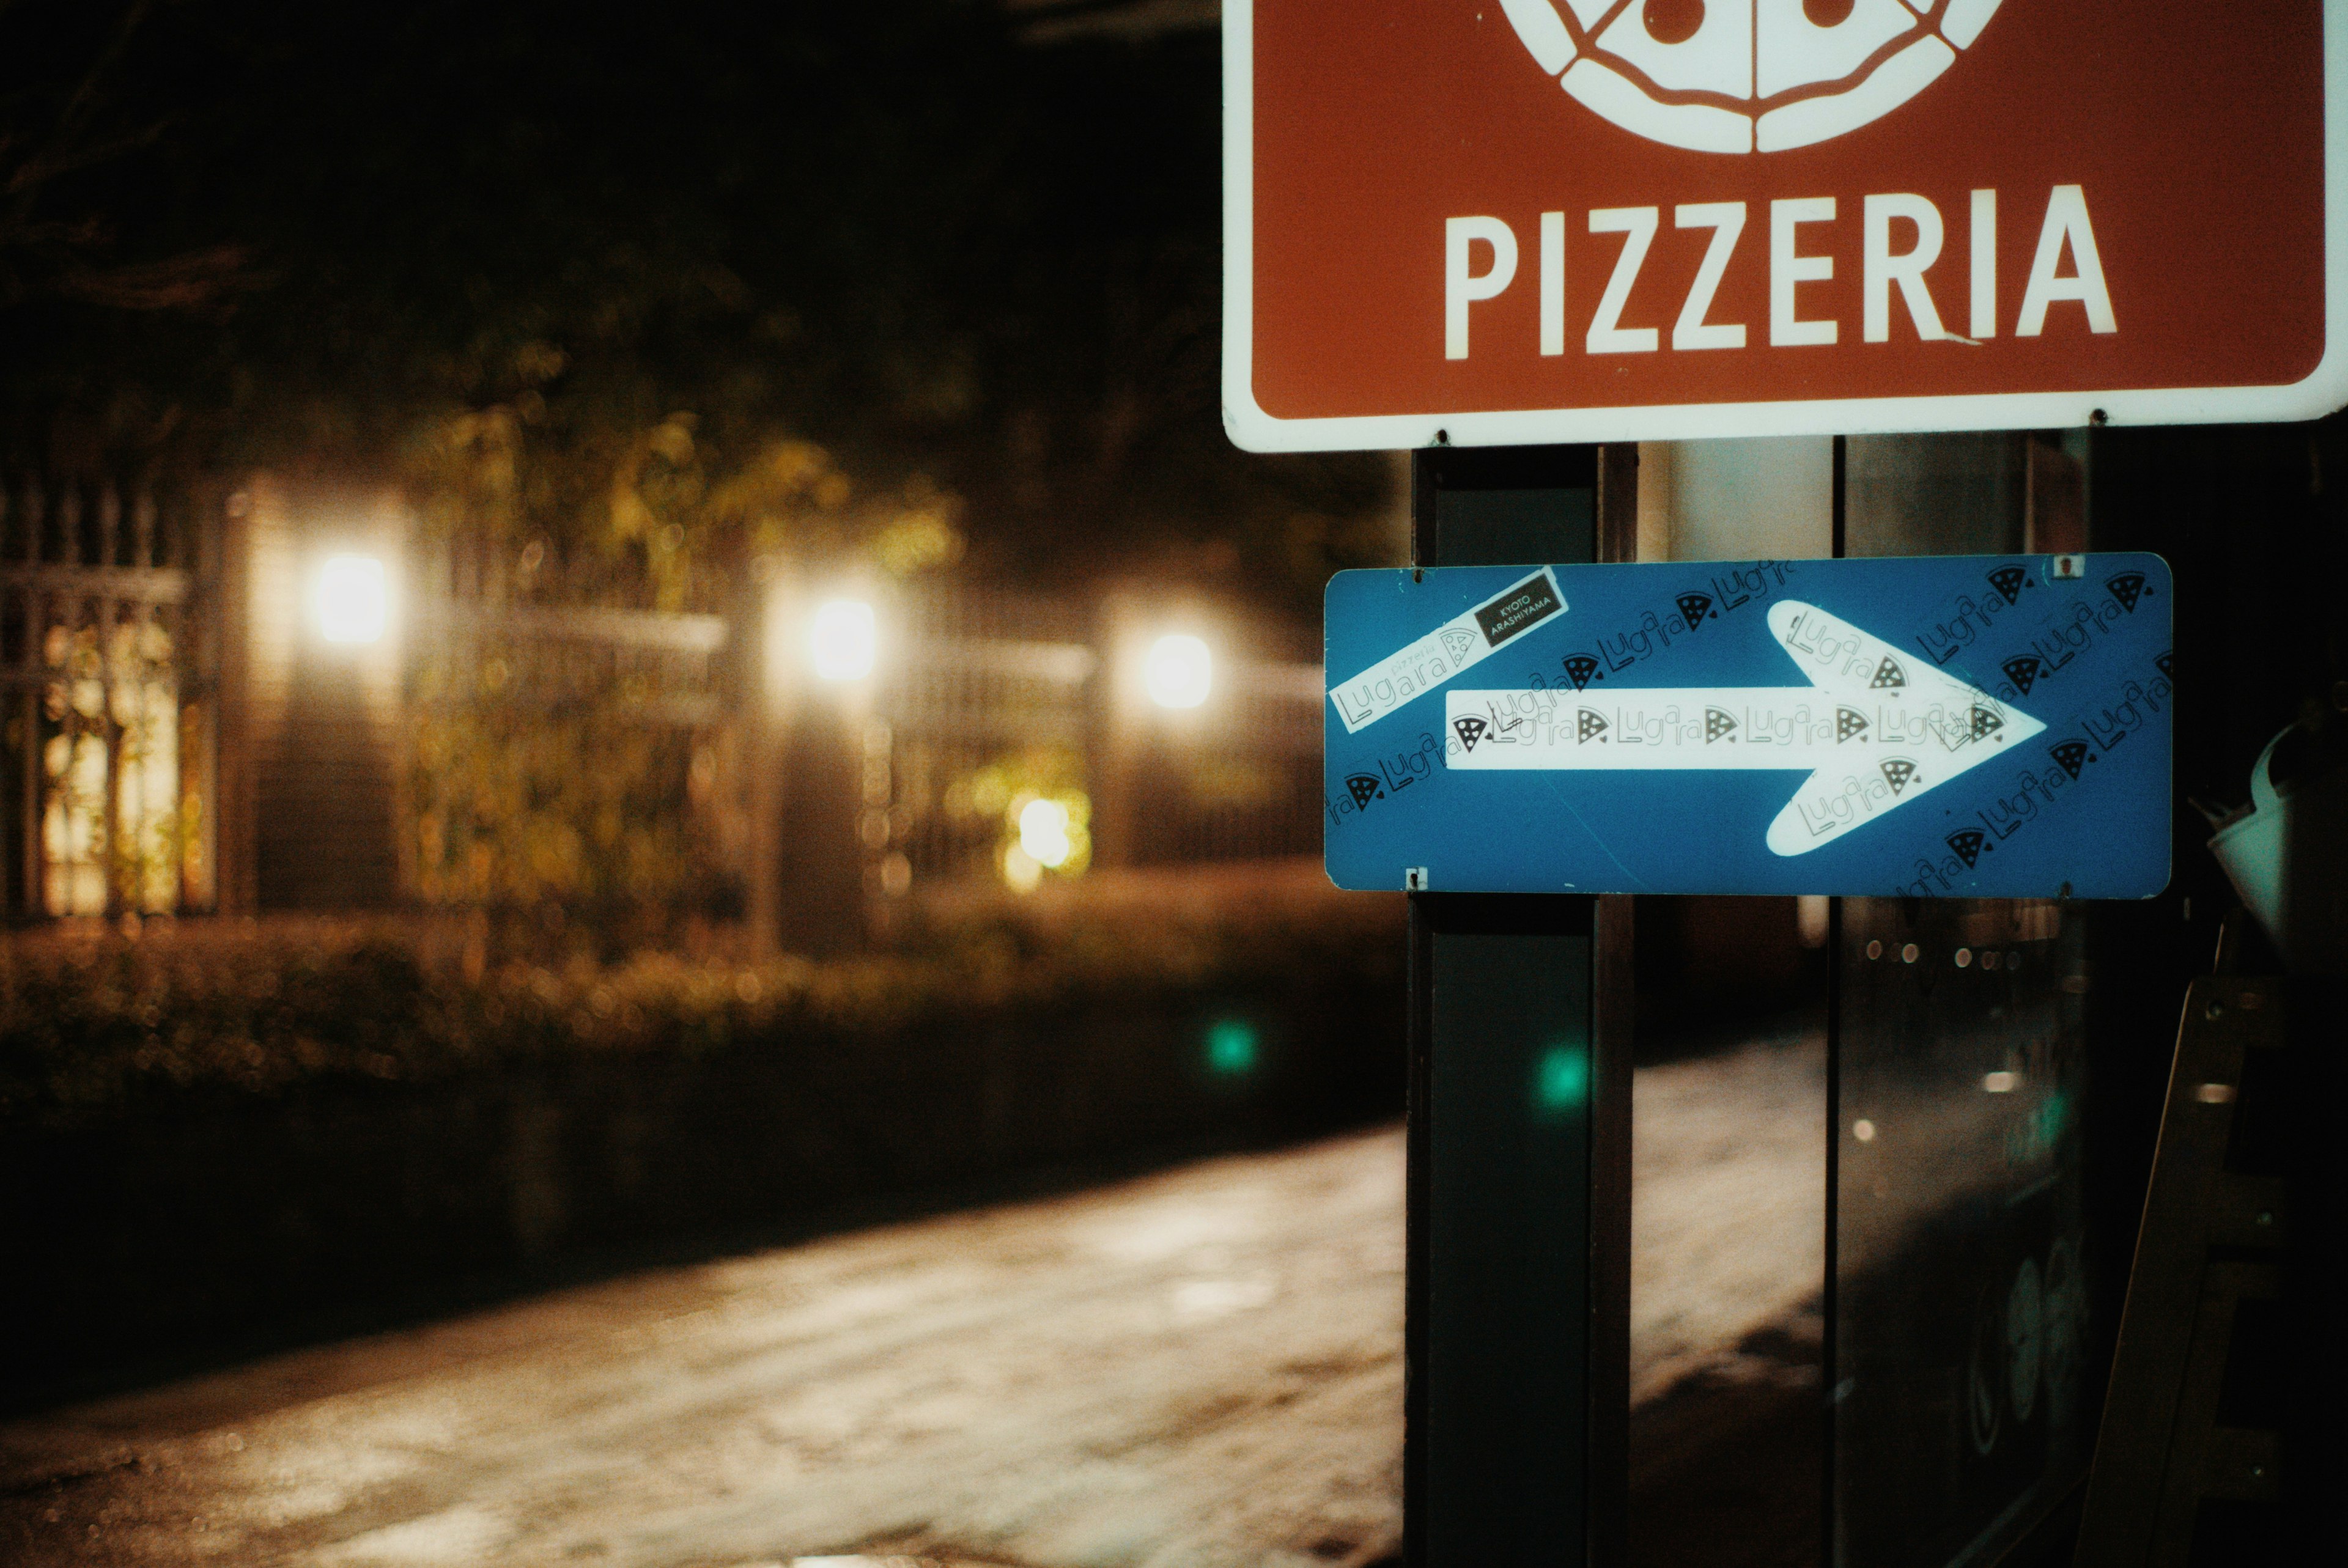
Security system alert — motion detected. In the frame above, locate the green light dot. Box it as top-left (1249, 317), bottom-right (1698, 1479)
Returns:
top-left (1206, 1018), bottom-right (1258, 1077)
top-left (2038, 1089), bottom-right (2071, 1147)
top-left (1534, 1043), bottom-right (1590, 1116)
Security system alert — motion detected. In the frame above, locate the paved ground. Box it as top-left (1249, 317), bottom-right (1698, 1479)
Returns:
top-left (2, 1036), bottom-right (1825, 1568)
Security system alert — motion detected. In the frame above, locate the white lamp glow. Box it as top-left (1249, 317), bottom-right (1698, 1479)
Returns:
top-left (314, 554), bottom-right (389, 645)
top-left (809, 598), bottom-right (877, 682)
top-left (1017, 797), bottom-right (1073, 870)
top-left (1143, 633), bottom-right (1212, 710)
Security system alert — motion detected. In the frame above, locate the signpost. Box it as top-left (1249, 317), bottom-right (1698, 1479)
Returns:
top-left (1224, 0), bottom-right (2348, 451)
top-left (1399, 444), bottom-right (1634, 1568)
top-left (1225, 5), bottom-right (2342, 1564)
top-left (1325, 554), bottom-right (2173, 897)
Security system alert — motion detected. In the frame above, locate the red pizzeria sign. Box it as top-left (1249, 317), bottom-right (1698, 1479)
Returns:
top-left (1223, 0), bottom-right (2348, 450)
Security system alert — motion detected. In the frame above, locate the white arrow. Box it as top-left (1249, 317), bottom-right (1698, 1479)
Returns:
top-left (1444, 600), bottom-right (2046, 856)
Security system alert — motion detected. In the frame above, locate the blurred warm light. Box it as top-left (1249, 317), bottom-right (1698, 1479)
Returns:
top-left (810, 598), bottom-right (877, 681)
top-left (1018, 797), bottom-right (1073, 870)
top-left (314, 554), bottom-right (389, 645)
top-left (1144, 633), bottom-right (1212, 709)
top-left (1796, 894), bottom-right (1829, 948)
top-left (1984, 1070), bottom-right (2020, 1094)
top-left (997, 790), bottom-right (1088, 891)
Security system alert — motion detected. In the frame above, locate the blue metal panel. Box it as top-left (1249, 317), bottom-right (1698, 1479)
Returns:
top-left (1323, 556), bottom-right (2173, 897)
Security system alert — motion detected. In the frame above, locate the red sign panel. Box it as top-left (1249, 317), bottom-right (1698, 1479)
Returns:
top-left (1225, 0), bottom-right (2348, 450)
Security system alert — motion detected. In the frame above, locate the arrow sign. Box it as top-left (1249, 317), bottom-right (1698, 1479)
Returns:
top-left (1323, 556), bottom-right (2173, 897)
top-left (1444, 600), bottom-right (2047, 856)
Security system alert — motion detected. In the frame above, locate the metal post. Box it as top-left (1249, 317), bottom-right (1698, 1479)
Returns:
top-left (743, 570), bottom-right (790, 955)
top-left (1090, 589), bottom-right (1146, 870)
top-left (1404, 443), bottom-right (1634, 1567)
top-left (1823, 433), bottom-right (1847, 1568)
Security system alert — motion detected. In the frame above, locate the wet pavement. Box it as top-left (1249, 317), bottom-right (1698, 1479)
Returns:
top-left (2, 1035), bottom-right (1825, 1568)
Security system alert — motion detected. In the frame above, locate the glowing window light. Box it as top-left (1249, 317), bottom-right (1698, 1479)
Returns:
top-left (1143, 633), bottom-right (1212, 709)
top-left (1017, 797), bottom-right (1073, 870)
top-left (314, 554), bottom-right (389, 645)
top-left (1002, 842), bottom-right (1043, 893)
top-left (810, 598), bottom-right (877, 681)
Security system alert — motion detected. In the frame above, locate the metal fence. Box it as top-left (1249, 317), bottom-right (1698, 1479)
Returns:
top-left (875, 580), bottom-right (1101, 886)
top-left (0, 481), bottom-right (1326, 919)
top-left (397, 550), bottom-right (1323, 906)
top-left (869, 580), bottom-right (1323, 889)
top-left (0, 474), bottom-right (216, 918)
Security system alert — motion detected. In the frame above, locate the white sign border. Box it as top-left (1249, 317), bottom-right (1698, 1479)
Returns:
top-left (1222, 0), bottom-right (2348, 453)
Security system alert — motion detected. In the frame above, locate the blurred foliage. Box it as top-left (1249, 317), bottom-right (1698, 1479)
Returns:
top-left (405, 699), bottom-right (713, 926)
top-left (399, 409), bottom-right (960, 930)
top-left (0, 1), bottom-right (1401, 938)
top-left (0, 883), bottom-right (1403, 1130)
top-left (39, 616), bottom-right (188, 916)
top-left (937, 746), bottom-right (1093, 889)
top-left (0, 0), bottom-right (1398, 614)
top-left (940, 747), bottom-right (1087, 826)
top-left (2, 885), bottom-right (1406, 1400)
top-left (410, 440), bottom-right (974, 916)
top-left (0, 3), bottom-right (251, 320)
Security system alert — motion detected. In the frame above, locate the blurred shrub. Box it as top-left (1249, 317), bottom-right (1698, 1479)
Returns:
top-left (0, 883), bottom-right (1403, 1405)
top-left (0, 885), bottom-right (1397, 1128)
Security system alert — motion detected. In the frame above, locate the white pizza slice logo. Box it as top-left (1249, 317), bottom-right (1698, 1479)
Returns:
top-left (1499, 0), bottom-right (2006, 153)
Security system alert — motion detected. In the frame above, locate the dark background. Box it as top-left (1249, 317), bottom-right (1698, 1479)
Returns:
top-left (0, 1), bottom-right (1392, 613)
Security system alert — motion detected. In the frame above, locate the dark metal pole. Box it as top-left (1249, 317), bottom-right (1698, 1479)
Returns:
top-left (1822, 432), bottom-right (1848, 1568)
top-left (1588, 444), bottom-right (1637, 1568)
top-left (1403, 443), bottom-right (1634, 1567)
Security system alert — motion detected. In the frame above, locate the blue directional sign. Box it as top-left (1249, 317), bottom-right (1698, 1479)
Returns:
top-left (1324, 556), bottom-right (2173, 897)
